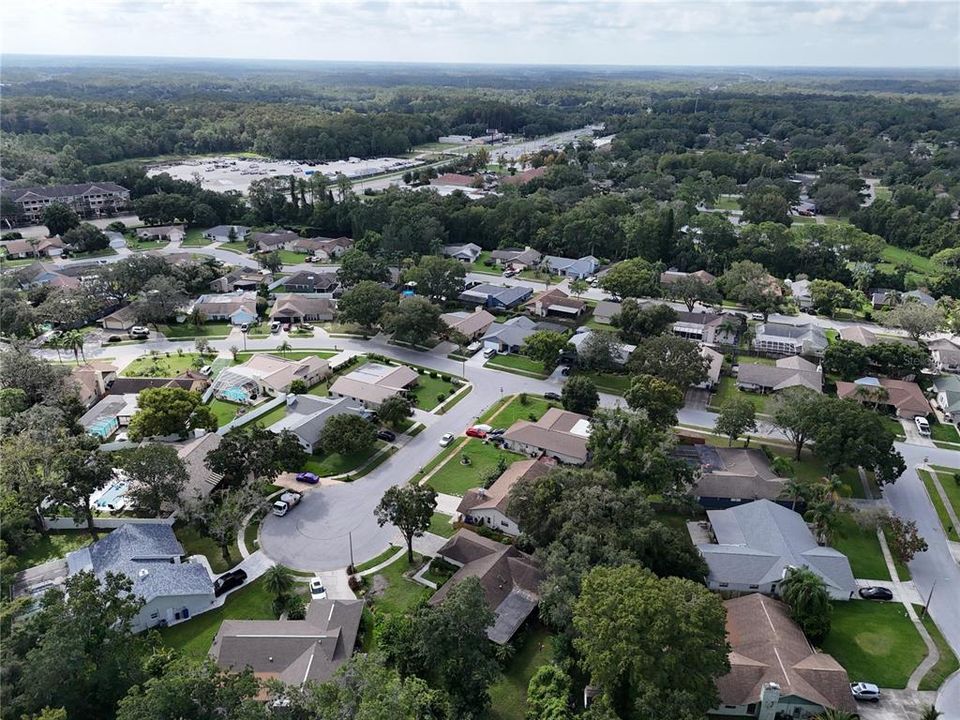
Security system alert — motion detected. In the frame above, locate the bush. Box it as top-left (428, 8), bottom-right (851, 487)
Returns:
top-left (528, 413), bottom-right (537, 421)
top-left (441, 375), bottom-right (450, 382)
top-left (437, 393), bottom-right (446, 404)
top-left (519, 392), bottom-right (529, 406)
top-left (106, 336), bottom-right (121, 343)
top-left (448, 388), bottom-right (456, 396)
top-left (347, 575), bottom-right (362, 592)
top-left (285, 594), bottom-right (306, 620)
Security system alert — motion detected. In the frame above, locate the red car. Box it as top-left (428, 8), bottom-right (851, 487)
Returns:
top-left (465, 427), bottom-right (487, 439)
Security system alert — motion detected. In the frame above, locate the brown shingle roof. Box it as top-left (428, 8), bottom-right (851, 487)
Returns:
top-left (836, 377), bottom-right (930, 416)
top-left (458, 458), bottom-right (553, 516)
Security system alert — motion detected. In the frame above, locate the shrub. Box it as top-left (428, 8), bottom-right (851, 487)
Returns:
top-left (528, 413), bottom-right (537, 421)
top-left (285, 594), bottom-right (306, 620)
top-left (441, 375), bottom-right (450, 382)
top-left (448, 388), bottom-right (456, 396)
top-left (519, 392), bottom-right (529, 406)
top-left (437, 393), bottom-right (446, 404)
top-left (347, 575), bottom-right (362, 592)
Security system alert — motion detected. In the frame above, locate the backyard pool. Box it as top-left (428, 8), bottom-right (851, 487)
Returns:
top-left (93, 481), bottom-right (129, 511)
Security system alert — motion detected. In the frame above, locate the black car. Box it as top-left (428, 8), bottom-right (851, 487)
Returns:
top-left (377, 429), bottom-right (397, 442)
top-left (214, 569), bottom-right (248, 597)
top-left (559, 366), bottom-right (571, 376)
top-left (858, 586), bottom-right (894, 601)
top-left (544, 392), bottom-right (562, 401)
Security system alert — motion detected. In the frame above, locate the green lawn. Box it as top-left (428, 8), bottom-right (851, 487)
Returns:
top-left (485, 354), bottom-right (549, 378)
top-left (301, 442), bottom-right (385, 477)
top-left (15, 531), bottom-right (97, 571)
top-left (121, 352), bottom-right (206, 377)
top-left (580, 371), bottom-right (632, 395)
top-left (831, 513), bottom-right (892, 581)
top-left (127, 239), bottom-right (170, 252)
top-left (159, 321), bottom-right (235, 339)
top-left (821, 601), bottom-right (927, 689)
top-left (486, 395), bottom-right (557, 427)
top-left (427, 440), bottom-right (523, 496)
top-left (930, 421), bottom-right (960, 444)
top-left (770, 448), bottom-right (868, 499)
top-left (160, 577), bottom-right (274, 657)
top-left (181, 228), bottom-right (212, 247)
top-left (70, 247), bottom-right (118, 259)
top-left (880, 244), bottom-right (938, 274)
top-left (466, 251), bottom-right (501, 275)
top-left (220, 241), bottom-right (249, 253)
top-left (918, 470), bottom-right (960, 542)
top-left (488, 624), bottom-right (554, 720)
top-left (712, 196), bottom-right (741, 211)
top-left (918, 608), bottom-right (960, 691)
top-left (252, 402), bottom-right (289, 429)
top-left (355, 545), bottom-right (401, 573)
top-left (933, 469), bottom-right (960, 521)
top-left (409, 373), bottom-right (458, 411)
top-left (174, 523), bottom-right (240, 574)
top-left (276, 250), bottom-right (309, 265)
top-left (712, 376), bottom-right (771, 413)
top-left (367, 554), bottom-right (433, 617)
top-left (209, 398), bottom-right (243, 427)
top-left (243, 517), bottom-right (261, 554)
top-left (428, 512), bottom-right (457, 538)
top-left (234, 350), bottom-right (338, 363)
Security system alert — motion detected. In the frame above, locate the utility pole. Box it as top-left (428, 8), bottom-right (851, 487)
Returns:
top-left (348, 531), bottom-right (354, 571)
top-left (921, 580), bottom-right (937, 619)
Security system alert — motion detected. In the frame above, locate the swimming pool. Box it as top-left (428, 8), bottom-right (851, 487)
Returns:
top-left (94, 481), bottom-right (129, 510)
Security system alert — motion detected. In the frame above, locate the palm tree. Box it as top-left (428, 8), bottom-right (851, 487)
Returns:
top-left (262, 565), bottom-right (294, 602)
top-left (853, 383), bottom-right (889, 411)
top-left (806, 499), bottom-right (842, 545)
top-left (49, 333), bottom-right (64, 363)
top-left (780, 477), bottom-right (808, 512)
top-left (816, 474), bottom-right (845, 505)
top-left (919, 705), bottom-right (942, 720)
top-left (62, 329), bottom-right (86, 363)
top-left (277, 340), bottom-right (292, 357)
top-left (229, 345), bottom-right (240, 362)
top-left (779, 566), bottom-right (832, 643)
top-left (718, 316), bottom-right (740, 345)
top-left (187, 307), bottom-right (207, 330)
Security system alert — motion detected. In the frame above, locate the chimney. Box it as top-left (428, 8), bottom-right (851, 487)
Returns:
top-left (758, 682), bottom-right (781, 720)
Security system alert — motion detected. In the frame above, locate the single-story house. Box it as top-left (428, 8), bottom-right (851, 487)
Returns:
top-left (696, 499), bottom-right (856, 600)
top-left (699, 345), bottom-right (724, 390)
top-left (481, 316), bottom-right (541, 354)
top-left (267, 395), bottom-right (365, 453)
top-left (190, 291), bottom-right (258, 326)
top-left (490, 247), bottom-right (542, 269)
top-left (540, 254), bottom-right (599, 279)
top-left (107, 371), bottom-right (209, 397)
top-left (433, 172), bottom-right (476, 187)
top-left (274, 270), bottom-right (339, 294)
top-left (568, 329), bottom-right (635, 366)
top-left (673, 310), bottom-right (737, 347)
top-left (752, 322), bottom-right (828, 357)
top-left (269, 294), bottom-right (336, 324)
top-left (458, 458), bottom-right (554, 536)
top-left (929, 338), bottom-right (960, 375)
top-left (714, 594), bottom-right (857, 719)
top-left (592, 300), bottom-right (621, 325)
top-left (440, 308), bottom-right (496, 341)
top-left (214, 354), bottom-right (331, 398)
top-left (523, 288), bottom-right (586, 318)
top-left (80, 393), bottom-right (139, 438)
top-left (838, 325), bottom-right (879, 347)
top-left (736, 356), bottom-right (823, 394)
top-left (250, 230), bottom-right (299, 252)
top-left (210, 270), bottom-right (267, 293)
top-left (69, 361), bottom-right (118, 408)
top-left (100, 304), bottom-right (139, 332)
top-left (2, 235), bottom-right (65, 259)
top-left (459, 283), bottom-right (533, 310)
top-left (660, 269), bottom-right (716, 286)
top-left (176, 432), bottom-right (224, 499)
top-left (292, 236), bottom-right (352, 260)
top-left (502, 407), bottom-right (591, 465)
top-left (932, 375), bottom-right (960, 423)
top-left (676, 445), bottom-right (787, 510)
top-left (429, 530), bottom-right (543, 644)
top-left (902, 289), bottom-right (936, 307)
top-left (68, 524), bottom-right (214, 632)
top-left (836, 376), bottom-right (929, 419)
top-left (15, 262), bottom-right (80, 289)
top-left (787, 278), bottom-right (813, 310)
top-left (203, 225), bottom-right (250, 242)
top-left (442, 243), bottom-right (483, 263)
top-left (210, 598), bottom-right (363, 686)
top-left (870, 289), bottom-right (899, 310)
top-left (328, 363), bottom-right (420, 409)
top-left (137, 225), bottom-right (186, 242)
top-left (105, 231), bottom-right (126, 249)
top-left (500, 166), bottom-right (547, 186)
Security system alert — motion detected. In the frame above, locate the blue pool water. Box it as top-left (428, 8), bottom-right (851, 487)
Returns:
top-left (95, 481), bottom-right (129, 509)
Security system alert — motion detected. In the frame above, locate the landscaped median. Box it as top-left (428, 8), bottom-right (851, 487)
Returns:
top-left (918, 468), bottom-right (960, 542)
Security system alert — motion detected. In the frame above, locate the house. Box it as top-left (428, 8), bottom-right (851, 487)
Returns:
top-left (190, 291), bottom-right (258, 326)
top-left (502, 407), bottom-right (591, 465)
top-left (929, 338), bottom-right (960, 374)
top-left (105, 231), bottom-right (126, 249)
top-left (932, 375), bottom-right (960, 423)
top-left (1, 235), bottom-right (65, 259)
top-left (440, 308), bottom-right (496, 341)
top-left (592, 300), bottom-right (621, 325)
top-left (836, 377), bottom-right (930, 419)
top-left (673, 310), bottom-right (738, 347)
top-left (481, 316), bottom-right (541, 354)
top-left (675, 445), bottom-right (787, 510)
top-left (328, 363), bottom-right (420, 409)
top-left (699, 345), bottom-right (724, 390)
top-left (2, 182), bottom-right (130, 224)
top-left (902, 289), bottom-right (936, 307)
top-left (292, 236), bottom-right (352, 260)
top-left (523, 288), bottom-right (586, 318)
top-left (752, 323), bottom-right (828, 357)
top-left (210, 599), bottom-right (363, 686)
top-left (870, 289), bottom-right (899, 310)
top-left (838, 325), bottom-right (879, 347)
top-left (250, 230), bottom-right (299, 252)
top-left (203, 225), bottom-right (250, 242)
top-left (541, 254), bottom-right (599, 280)
top-left (176, 432), bottom-right (224, 499)
top-left (500, 166), bottom-right (547, 186)
top-left (736, 357), bottom-right (823, 395)
top-left (429, 530), bottom-right (543, 644)
top-left (100, 304), bottom-right (139, 332)
top-left (137, 225), bottom-right (185, 243)
top-left (787, 279), bottom-right (813, 310)
top-left (80, 394), bottom-right (139, 438)
top-left (68, 524), bottom-right (214, 632)
top-left (695, 500), bottom-right (856, 600)
top-left (433, 173), bottom-right (476, 187)
top-left (714, 594), bottom-right (857, 719)
top-left (269, 294), bottom-right (336, 324)
top-left (568, 329), bottom-right (635, 365)
top-left (276, 270), bottom-right (339, 294)
top-left (442, 243), bottom-right (483, 263)
top-left (212, 354), bottom-right (331, 399)
top-left (15, 262), bottom-right (80, 289)
top-left (267, 395), bottom-right (365, 453)
top-left (107, 371), bottom-right (210, 397)
top-left (490, 246), bottom-right (542, 269)
top-left (209, 269), bottom-right (267, 293)
top-left (660, 269), bottom-right (716, 286)
top-left (459, 283), bottom-right (533, 310)
top-left (69, 361), bottom-right (119, 408)
top-left (458, 458), bottom-right (553, 536)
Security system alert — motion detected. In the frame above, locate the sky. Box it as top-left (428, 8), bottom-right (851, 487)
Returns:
top-left (1, 0), bottom-right (958, 69)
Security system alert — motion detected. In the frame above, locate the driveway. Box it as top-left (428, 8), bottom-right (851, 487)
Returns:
top-left (854, 690), bottom-right (938, 720)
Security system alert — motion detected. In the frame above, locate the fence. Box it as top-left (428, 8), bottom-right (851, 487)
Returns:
top-left (42, 514), bottom-right (176, 531)
top-left (217, 394), bottom-right (287, 435)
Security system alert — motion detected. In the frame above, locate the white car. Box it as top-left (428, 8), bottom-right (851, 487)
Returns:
top-left (309, 579), bottom-right (327, 599)
top-left (915, 416), bottom-right (931, 436)
top-left (850, 682), bottom-right (880, 702)
top-left (439, 432), bottom-right (455, 447)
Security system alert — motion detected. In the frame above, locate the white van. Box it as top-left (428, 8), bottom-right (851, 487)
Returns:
top-left (914, 416), bottom-right (931, 436)
top-left (483, 347), bottom-right (498, 359)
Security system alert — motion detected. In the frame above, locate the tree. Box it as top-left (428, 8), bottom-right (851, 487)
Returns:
top-left (625, 374), bottom-right (684, 427)
top-left (822, 339), bottom-right (870, 380)
top-left (809, 280), bottom-right (858, 316)
top-left (715, 398), bottom-right (757, 446)
top-left (206, 425), bottom-right (306, 485)
top-left (918, 705), bottom-right (943, 720)
top-left (42, 202), bottom-right (80, 237)
top-left (599, 257), bottom-right (660, 299)
top-left (741, 187), bottom-right (792, 226)
top-left (262, 564), bottom-right (295, 614)
top-left (719, 260), bottom-right (783, 318)
top-left (60, 328), bottom-right (86, 363)
top-left (321, 413), bottom-right (376, 456)
top-left (378, 394), bottom-right (414, 429)
top-left (62, 223), bottom-right (109, 254)
top-left (612, 299), bottom-right (677, 344)
top-left (132, 275), bottom-right (189, 326)
top-left (573, 565), bottom-right (729, 720)
top-left (778, 566), bottom-right (832, 642)
top-left (337, 280), bottom-right (397, 330)
top-left (374, 484), bottom-right (437, 563)
top-left (259, 250), bottom-right (283, 274)
top-left (401, 255), bottom-right (466, 302)
top-left (526, 664), bottom-right (572, 720)
top-left (128, 387), bottom-right (217, 441)
top-left (568, 278), bottom-right (588, 297)
top-left (186, 307), bottom-right (207, 330)
top-left (184, 484), bottom-right (262, 565)
top-left (522, 330), bottom-right (570, 372)
top-left (575, 330), bottom-right (623, 373)
top-left (664, 275), bottom-right (721, 312)
top-left (561, 375), bottom-right (599, 415)
top-left (337, 249), bottom-right (389, 287)
top-left (628, 334), bottom-right (709, 389)
top-left (382, 296), bottom-right (442, 344)
top-left (122, 444), bottom-right (188, 516)
top-left (47, 435), bottom-right (114, 539)
top-left (868, 340), bottom-right (931, 379)
top-left (770, 387), bottom-right (822, 460)
top-left (882, 302), bottom-right (944, 341)
top-left (884, 515), bottom-right (928, 565)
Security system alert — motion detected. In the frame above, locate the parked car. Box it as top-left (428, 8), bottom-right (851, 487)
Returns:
top-left (483, 347), bottom-right (498, 359)
top-left (465, 427), bottom-right (487, 439)
top-left (750, 312), bottom-right (765, 321)
top-left (240, 323), bottom-right (250, 333)
top-left (858, 587), bottom-right (894, 601)
top-left (129, 326), bottom-right (150, 339)
top-left (439, 432), bottom-right (455, 447)
top-left (270, 321), bottom-right (281, 333)
top-left (473, 424), bottom-right (493, 433)
top-left (488, 428), bottom-right (505, 436)
top-left (199, 365), bottom-right (213, 376)
top-left (543, 391), bottom-right (562, 401)
top-left (502, 269), bottom-right (517, 278)
top-left (296, 471), bottom-right (319, 485)
top-left (559, 366), bottom-right (571, 376)
top-left (377, 429), bottom-right (397, 442)
top-left (214, 569), bottom-right (248, 597)
top-left (309, 578), bottom-right (327, 599)
top-left (915, 416), bottom-right (931, 436)
top-left (850, 682), bottom-right (881, 702)
top-left (466, 341), bottom-right (482, 354)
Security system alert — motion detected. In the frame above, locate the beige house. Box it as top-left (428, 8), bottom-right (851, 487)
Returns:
top-left (523, 288), bottom-right (586, 318)
top-left (101, 305), bottom-right (139, 332)
top-left (440, 308), bottom-right (496, 341)
top-left (269, 294), bottom-right (336, 324)
top-left (502, 408), bottom-right (591, 465)
top-left (70, 361), bottom-right (119, 408)
top-left (458, 458), bottom-right (553, 536)
top-left (215, 354), bottom-right (331, 398)
top-left (328, 363), bottom-right (420, 408)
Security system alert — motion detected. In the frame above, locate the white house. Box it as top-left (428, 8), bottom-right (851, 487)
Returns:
top-left (457, 458), bottom-right (553, 536)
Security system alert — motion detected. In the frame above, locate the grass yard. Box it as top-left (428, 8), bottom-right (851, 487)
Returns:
top-left (488, 624), bottom-right (554, 720)
top-left (15, 531), bottom-right (97, 571)
top-left (933, 469), bottom-right (960, 519)
top-left (367, 554), bottom-right (433, 616)
top-left (930, 421), bottom-right (960, 444)
top-left (880, 244), bottom-right (938, 274)
top-left (427, 439), bottom-right (523, 497)
top-left (487, 395), bottom-right (557, 427)
top-left (466, 250), bottom-right (501, 275)
top-left (70, 247), bottom-right (118, 259)
top-left (770, 448), bottom-right (868, 499)
top-left (355, 545), bottom-right (401, 573)
top-left (181, 228), bottom-right (212, 247)
top-left (821, 601), bottom-right (927, 689)
top-left (301, 442), bottom-right (385, 477)
top-left (174, 523), bottom-right (240, 574)
top-left (918, 609), bottom-right (960, 691)
top-left (234, 350), bottom-right (339, 363)
top-left (160, 577), bottom-right (274, 657)
top-left (208, 398), bottom-right (244, 427)
top-left (252, 402), bottom-right (289, 429)
top-left (121, 352), bottom-right (206, 377)
top-left (127, 238), bottom-right (170, 252)
top-left (276, 250), bottom-right (309, 265)
top-left (243, 516), bottom-right (261, 554)
top-left (220, 241), bottom-right (249, 253)
top-left (580, 370), bottom-right (632, 395)
top-left (712, 376), bottom-right (771, 413)
top-left (160, 321), bottom-right (234, 339)
top-left (485, 354), bottom-right (549, 378)
top-left (428, 512), bottom-right (457, 538)
top-left (712, 195), bottom-right (741, 211)
top-left (918, 470), bottom-right (960, 542)
top-left (409, 372), bottom-right (458, 411)
top-left (831, 513), bottom-right (893, 581)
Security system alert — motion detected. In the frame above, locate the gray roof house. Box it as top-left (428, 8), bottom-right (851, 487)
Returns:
top-left (568, 329), bottom-right (635, 365)
top-left (267, 395), bottom-right (365, 454)
top-left (902, 289), bottom-right (936, 307)
top-left (481, 316), bottom-right (540, 353)
top-left (787, 279), bottom-right (813, 310)
top-left (676, 445), bottom-right (787, 510)
top-left (67, 523), bottom-right (215, 632)
top-left (736, 356), bottom-right (823, 394)
top-left (752, 322), bottom-right (828, 357)
top-left (275, 270), bottom-right (339, 294)
top-left (459, 283), bottom-right (533, 309)
top-left (592, 300), bottom-right (622, 325)
top-left (541, 254), bottom-right (600, 279)
top-left (672, 310), bottom-right (737, 347)
top-left (929, 338), bottom-right (960, 375)
top-left (932, 375), bottom-right (960, 423)
top-left (490, 246), bottom-right (542, 268)
top-left (696, 500), bottom-right (856, 600)
top-left (204, 225), bottom-right (250, 242)
top-left (442, 243), bottom-right (483, 263)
